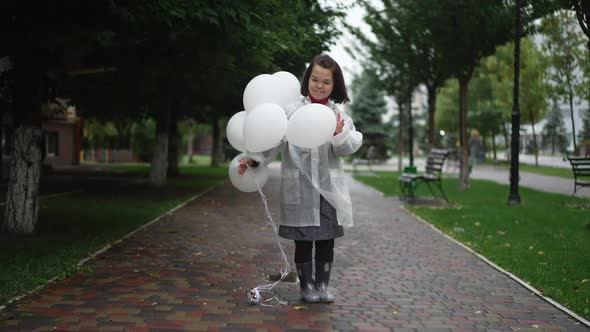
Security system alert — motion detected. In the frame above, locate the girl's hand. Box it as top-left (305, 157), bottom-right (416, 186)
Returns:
top-left (334, 113), bottom-right (345, 135)
top-left (238, 158), bottom-right (255, 175)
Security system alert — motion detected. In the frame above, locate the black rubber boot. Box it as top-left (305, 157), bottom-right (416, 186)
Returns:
top-left (296, 261), bottom-right (319, 302)
top-left (315, 260), bottom-right (334, 303)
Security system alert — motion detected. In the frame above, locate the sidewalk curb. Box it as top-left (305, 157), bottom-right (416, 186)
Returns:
top-left (400, 205), bottom-right (590, 329)
top-left (0, 183), bottom-right (220, 312)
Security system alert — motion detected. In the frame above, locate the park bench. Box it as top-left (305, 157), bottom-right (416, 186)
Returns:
top-left (398, 149), bottom-right (451, 203)
top-left (566, 156), bottom-right (590, 200)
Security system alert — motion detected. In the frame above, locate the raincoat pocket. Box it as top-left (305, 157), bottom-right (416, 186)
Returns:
top-left (328, 168), bottom-right (345, 194)
top-left (281, 168), bottom-right (301, 204)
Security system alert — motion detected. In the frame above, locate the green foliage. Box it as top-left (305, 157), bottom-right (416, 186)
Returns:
top-left (542, 100), bottom-right (570, 154)
top-left (83, 119), bottom-right (120, 149)
top-left (130, 118), bottom-right (156, 162)
top-left (540, 9), bottom-right (587, 151)
top-left (355, 170), bottom-right (590, 321)
top-left (541, 10), bottom-right (586, 102)
top-left (580, 107), bottom-right (590, 144)
top-left (350, 71), bottom-right (389, 159)
top-left (0, 164), bottom-right (228, 307)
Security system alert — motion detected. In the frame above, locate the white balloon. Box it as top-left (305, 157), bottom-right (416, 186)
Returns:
top-left (287, 104), bottom-right (337, 149)
top-left (228, 153), bottom-right (270, 192)
top-left (243, 74), bottom-right (273, 112)
top-left (271, 71), bottom-right (301, 110)
top-left (226, 111), bottom-right (247, 152)
top-left (243, 103), bottom-right (288, 152)
top-left (243, 72), bottom-right (301, 112)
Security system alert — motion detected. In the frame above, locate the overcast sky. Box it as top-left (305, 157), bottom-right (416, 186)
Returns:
top-left (324, 2), bottom-right (371, 85)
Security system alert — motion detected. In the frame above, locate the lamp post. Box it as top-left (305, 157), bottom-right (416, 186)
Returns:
top-left (508, 0), bottom-right (522, 205)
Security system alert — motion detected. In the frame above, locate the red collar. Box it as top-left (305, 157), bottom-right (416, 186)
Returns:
top-left (309, 95), bottom-right (329, 105)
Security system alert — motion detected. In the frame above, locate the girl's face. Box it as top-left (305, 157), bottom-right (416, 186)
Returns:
top-left (308, 65), bottom-right (334, 100)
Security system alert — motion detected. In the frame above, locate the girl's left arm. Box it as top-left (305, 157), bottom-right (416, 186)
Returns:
top-left (331, 112), bottom-right (363, 157)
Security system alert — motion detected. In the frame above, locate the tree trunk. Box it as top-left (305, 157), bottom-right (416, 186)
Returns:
top-left (210, 116), bottom-right (224, 167)
top-left (458, 73), bottom-right (473, 190)
top-left (0, 121), bottom-right (4, 180)
top-left (491, 130), bottom-right (497, 160)
top-left (3, 47), bottom-right (45, 234)
top-left (187, 133), bottom-right (194, 164)
top-left (149, 110), bottom-right (170, 186)
top-left (426, 85), bottom-right (437, 149)
top-left (407, 97), bottom-right (414, 167)
top-left (397, 100), bottom-right (404, 172)
top-left (530, 111), bottom-right (538, 167)
top-left (2, 126), bottom-right (43, 234)
top-left (568, 86), bottom-right (577, 153)
top-left (167, 110), bottom-right (180, 177)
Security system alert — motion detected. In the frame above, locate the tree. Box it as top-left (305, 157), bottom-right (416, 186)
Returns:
top-left (426, 1), bottom-right (514, 190)
top-left (0, 1), bottom-right (114, 234)
top-left (542, 100), bottom-right (569, 154)
top-left (541, 9), bottom-right (586, 153)
top-left (349, 71), bottom-right (388, 159)
top-left (348, 1), bottom-right (421, 168)
top-left (0, 0), bottom-right (345, 234)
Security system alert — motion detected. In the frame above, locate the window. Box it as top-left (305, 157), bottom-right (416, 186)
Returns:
top-left (45, 132), bottom-right (59, 157)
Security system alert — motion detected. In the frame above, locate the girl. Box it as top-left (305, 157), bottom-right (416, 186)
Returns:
top-left (239, 54), bottom-right (363, 303)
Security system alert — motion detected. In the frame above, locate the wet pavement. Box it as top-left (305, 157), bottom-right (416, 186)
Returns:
top-left (0, 168), bottom-right (588, 331)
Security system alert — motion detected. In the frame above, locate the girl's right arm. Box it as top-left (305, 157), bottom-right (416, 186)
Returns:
top-left (238, 139), bottom-right (285, 174)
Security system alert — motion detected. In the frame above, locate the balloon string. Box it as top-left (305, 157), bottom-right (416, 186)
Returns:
top-left (246, 165), bottom-right (290, 306)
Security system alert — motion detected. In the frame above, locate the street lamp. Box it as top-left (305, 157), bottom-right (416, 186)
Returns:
top-left (508, 0), bottom-right (522, 205)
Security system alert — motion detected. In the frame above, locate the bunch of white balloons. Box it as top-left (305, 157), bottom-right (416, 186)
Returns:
top-left (227, 71), bottom-right (337, 192)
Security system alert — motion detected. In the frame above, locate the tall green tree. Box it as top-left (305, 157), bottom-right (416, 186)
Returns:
top-left (0, 1), bottom-right (113, 234)
top-left (349, 71), bottom-right (388, 159)
top-left (541, 9), bottom-right (586, 153)
top-left (426, 1), bottom-right (514, 190)
top-left (351, 0), bottom-right (452, 150)
top-left (542, 99), bottom-right (569, 154)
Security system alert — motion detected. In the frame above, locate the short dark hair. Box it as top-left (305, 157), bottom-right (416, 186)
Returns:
top-left (300, 54), bottom-right (350, 104)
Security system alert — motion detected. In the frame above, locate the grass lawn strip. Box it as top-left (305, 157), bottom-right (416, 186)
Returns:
top-left (401, 205), bottom-right (590, 329)
top-left (354, 170), bottom-right (590, 322)
top-left (0, 165), bottom-right (228, 309)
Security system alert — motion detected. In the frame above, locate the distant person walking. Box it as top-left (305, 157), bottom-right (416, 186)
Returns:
top-left (469, 129), bottom-right (482, 171)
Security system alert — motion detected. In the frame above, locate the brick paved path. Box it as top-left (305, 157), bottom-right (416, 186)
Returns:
top-left (1, 169), bottom-right (588, 331)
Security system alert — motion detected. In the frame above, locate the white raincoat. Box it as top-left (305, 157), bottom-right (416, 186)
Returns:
top-left (250, 97), bottom-right (363, 228)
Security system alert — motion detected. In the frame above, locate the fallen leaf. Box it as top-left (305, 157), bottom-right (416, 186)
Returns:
top-left (538, 251), bottom-right (544, 255)
top-left (293, 306), bottom-right (306, 310)
top-left (392, 310), bottom-right (398, 315)
top-left (581, 279), bottom-right (589, 283)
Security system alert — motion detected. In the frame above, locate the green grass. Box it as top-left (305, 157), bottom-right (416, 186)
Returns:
top-left (0, 165), bottom-right (228, 306)
top-left (355, 171), bottom-right (590, 320)
top-left (488, 160), bottom-right (573, 179)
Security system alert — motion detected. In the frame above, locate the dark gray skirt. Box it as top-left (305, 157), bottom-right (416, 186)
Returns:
top-left (278, 195), bottom-right (344, 241)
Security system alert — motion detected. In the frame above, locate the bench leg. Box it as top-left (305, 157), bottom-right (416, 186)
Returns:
top-left (434, 181), bottom-right (450, 204)
top-left (568, 185), bottom-right (578, 204)
top-left (424, 182), bottom-right (438, 200)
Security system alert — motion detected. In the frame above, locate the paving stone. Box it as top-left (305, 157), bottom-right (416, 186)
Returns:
top-left (0, 169), bottom-right (587, 331)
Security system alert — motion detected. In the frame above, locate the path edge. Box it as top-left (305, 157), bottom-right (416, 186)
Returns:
top-left (0, 183), bottom-right (220, 312)
top-left (401, 205), bottom-right (590, 329)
